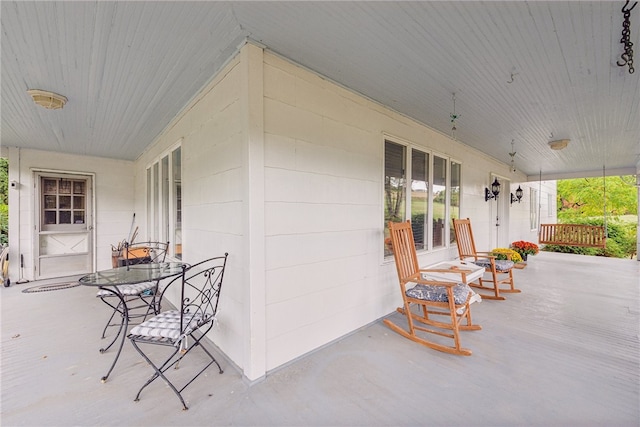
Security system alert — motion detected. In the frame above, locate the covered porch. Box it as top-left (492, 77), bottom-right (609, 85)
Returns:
top-left (2, 251), bottom-right (638, 426)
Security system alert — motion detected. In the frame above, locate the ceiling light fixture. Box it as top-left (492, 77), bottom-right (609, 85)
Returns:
top-left (548, 139), bottom-right (570, 150)
top-left (27, 89), bottom-right (67, 110)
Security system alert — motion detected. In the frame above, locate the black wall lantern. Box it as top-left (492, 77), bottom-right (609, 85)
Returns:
top-left (510, 185), bottom-right (524, 204)
top-left (485, 177), bottom-right (501, 201)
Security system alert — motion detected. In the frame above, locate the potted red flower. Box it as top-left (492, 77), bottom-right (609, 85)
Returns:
top-left (510, 241), bottom-right (539, 261)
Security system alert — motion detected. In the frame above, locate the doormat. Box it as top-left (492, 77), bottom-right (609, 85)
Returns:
top-left (22, 282), bottom-right (80, 293)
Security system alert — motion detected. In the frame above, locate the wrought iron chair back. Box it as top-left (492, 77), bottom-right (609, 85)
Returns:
top-left (173, 255), bottom-right (227, 340)
top-left (128, 253), bottom-right (229, 410)
top-left (123, 241), bottom-right (169, 266)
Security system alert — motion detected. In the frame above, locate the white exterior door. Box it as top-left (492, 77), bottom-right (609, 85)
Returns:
top-left (490, 174), bottom-right (510, 249)
top-left (35, 173), bottom-right (94, 279)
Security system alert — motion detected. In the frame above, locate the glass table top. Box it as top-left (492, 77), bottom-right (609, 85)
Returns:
top-left (79, 262), bottom-right (185, 287)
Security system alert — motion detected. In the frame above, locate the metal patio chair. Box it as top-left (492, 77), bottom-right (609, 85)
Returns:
top-left (96, 241), bottom-right (169, 353)
top-left (128, 253), bottom-right (228, 410)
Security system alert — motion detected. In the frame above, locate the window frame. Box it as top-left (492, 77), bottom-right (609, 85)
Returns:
top-left (530, 187), bottom-right (539, 231)
top-left (146, 142), bottom-right (182, 259)
top-left (40, 176), bottom-right (87, 232)
top-left (383, 137), bottom-right (462, 259)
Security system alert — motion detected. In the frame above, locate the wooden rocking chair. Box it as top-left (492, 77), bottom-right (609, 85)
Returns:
top-left (452, 218), bottom-right (520, 300)
top-left (384, 220), bottom-right (481, 356)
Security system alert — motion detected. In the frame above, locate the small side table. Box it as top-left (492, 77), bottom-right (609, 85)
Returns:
top-left (421, 260), bottom-right (485, 284)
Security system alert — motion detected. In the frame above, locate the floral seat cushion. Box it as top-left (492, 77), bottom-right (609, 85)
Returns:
top-left (472, 259), bottom-right (514, 272)
top-left (406, 282), bottom-right (473, 305)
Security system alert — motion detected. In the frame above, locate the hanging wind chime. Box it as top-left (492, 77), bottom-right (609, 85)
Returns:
top-left (509, 140), bottom-right (517, 173)
top-left (450, 93), bottom-right (459, 140)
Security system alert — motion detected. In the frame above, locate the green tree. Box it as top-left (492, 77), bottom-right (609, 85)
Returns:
top-left (557, 176), bottom-right (637, 221)
top-left (552, 176), bottom-right (637, 259)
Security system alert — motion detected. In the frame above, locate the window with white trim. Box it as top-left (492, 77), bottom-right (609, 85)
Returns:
top-left (449, 161), bottom-right (461, 244)
top-left (530, 188), bottom-right (539, 231)
top-left (384, 139), bottom-right (461, 257)
top-left (147, 146), bottom-right (182, 259)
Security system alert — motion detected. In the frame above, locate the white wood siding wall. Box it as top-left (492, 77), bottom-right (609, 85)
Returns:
top-left (260, 49), bottom-right (549, 371)
top-left (133, 55), bottom-right (247, 372)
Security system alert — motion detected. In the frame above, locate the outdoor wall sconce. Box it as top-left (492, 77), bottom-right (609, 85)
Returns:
top-left (485, 177), bottom-right (501, 201)
top-left (510, 185), bottom-right (523, 204)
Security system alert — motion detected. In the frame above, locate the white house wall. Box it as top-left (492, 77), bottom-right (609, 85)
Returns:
top-left (132, 55), bottom-right (247, 373)
top-left (260, 49), bottom-right (547, 371)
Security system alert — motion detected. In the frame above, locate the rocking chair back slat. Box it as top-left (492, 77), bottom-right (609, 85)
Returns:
top-left (389, 222), bottom-right (419, 282)
top-left (453, 219), bottom-right (477, 259)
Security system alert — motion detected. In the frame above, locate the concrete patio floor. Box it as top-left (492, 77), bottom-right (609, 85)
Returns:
top-left (1, 251), bottom-right (639, 426)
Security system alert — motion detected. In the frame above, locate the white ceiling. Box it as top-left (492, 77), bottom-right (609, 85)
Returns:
top-left (2, 1), bottom-right (639, 179)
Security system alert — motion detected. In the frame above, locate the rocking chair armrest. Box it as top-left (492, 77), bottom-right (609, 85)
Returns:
top-left (474, 251), bottom-right (495, 257)
top-left (407, 272), bottom-right (457, 288)
top-left (419, 267), bottom-right (474, 274)
top-left (465, 252), bottom-right (497, 261)
top-left (458, 252), bottom-right (492, 259)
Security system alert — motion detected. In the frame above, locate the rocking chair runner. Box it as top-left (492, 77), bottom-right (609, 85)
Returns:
top-left (452, 218), bottom-right (519, 300)
top-left (384, 220), bottom-right (481, 356)
top-left (128, 254), bottom-right (228, 410)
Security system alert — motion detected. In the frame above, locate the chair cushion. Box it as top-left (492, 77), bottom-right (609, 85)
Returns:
top-left (406, 282), bottom-right (472, 305)
top-left (472, 259), bottom-right (514, 272)
top-left (129, 310), bottom-right (204, 340)
top-left (96, 282), bottom-right (156, 297)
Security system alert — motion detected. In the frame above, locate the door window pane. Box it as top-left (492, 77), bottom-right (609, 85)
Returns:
top-left (44, 195), bottom-right (57, 209)
top-left (44, 211), bottom-right (56, 225)
top-left (59, 196), bottom-right (71, 209)
top-left (59, 211), bottom-right (71, 224)
top-left (41, 177), bottom-right (86, 230)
